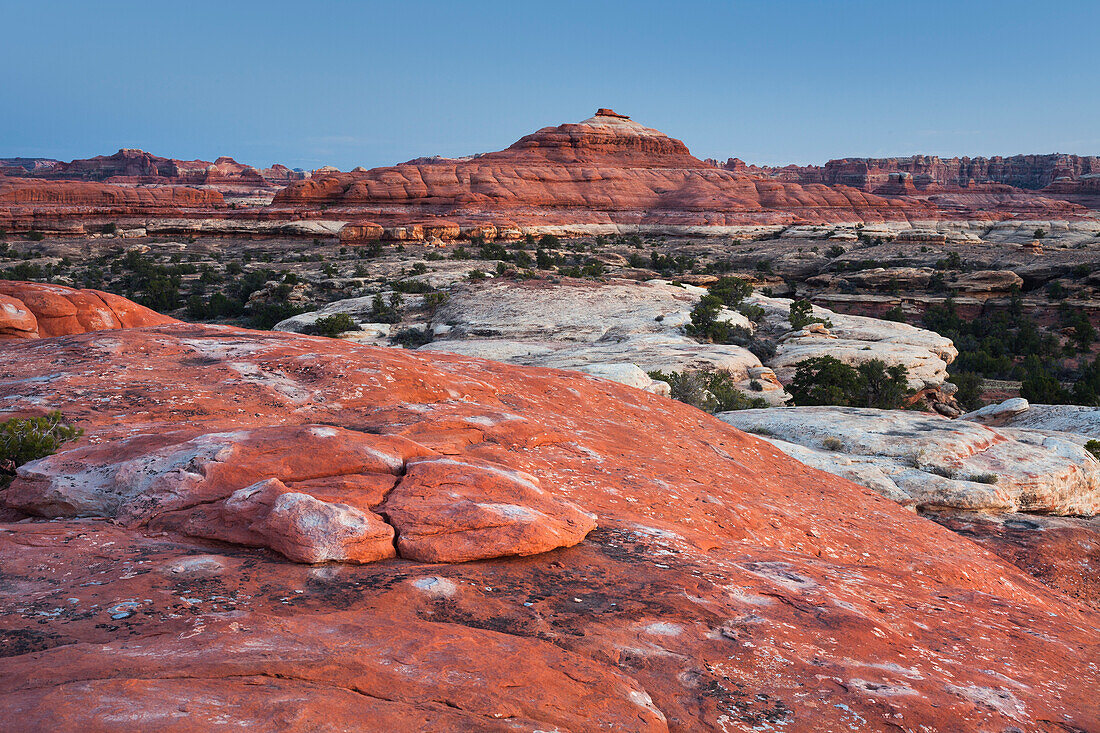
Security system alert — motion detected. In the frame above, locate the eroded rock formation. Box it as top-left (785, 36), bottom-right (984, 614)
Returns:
top-left (272, 109), bottom-right (936, 229)
top-left (1, 321), bottom-right (1099, 729)
top-left (0, 280), bottom-right (178, 339)
top-left (718, 406), bottom-right (1100, 514)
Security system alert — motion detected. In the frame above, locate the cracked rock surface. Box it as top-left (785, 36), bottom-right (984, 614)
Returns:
top-left (1, 322), bottom-right (1098, 730)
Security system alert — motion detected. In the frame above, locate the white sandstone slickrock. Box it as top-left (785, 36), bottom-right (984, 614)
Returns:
top-left (964, 398), bottom-right (1100, 437)
top-left (744, 293), bottom-right (958, 390)
top-left (277, 278), bottom-right (957, 402)
top-left (718, 406), bottom-right (1100, 515)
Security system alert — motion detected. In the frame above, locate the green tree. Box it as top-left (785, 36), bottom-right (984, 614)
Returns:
top-left (787, 356), bottom-right (912, 409)
top-left (306, 313), bottom-right (360, 337)
top-left (788, 299), bottom-right (831, 330)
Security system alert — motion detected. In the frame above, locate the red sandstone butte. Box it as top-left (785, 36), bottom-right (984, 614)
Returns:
top-left (272, 109), bottom-right (937, 228)
top-left (0, 311), bottom-right (1097, 730)
top-left (0, 280), bottom-right (178, 339)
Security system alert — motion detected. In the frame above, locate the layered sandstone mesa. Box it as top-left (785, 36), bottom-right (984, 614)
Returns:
top-left (272, 109), bottom-right (934, 230)
top-left (0, 323), bottom-right (1099, 729)
top-left (735, 153), bottom-right (1096, 216)
top-left (753, 153), bottom-right (1100, 192)
top-left (0, 174), bottom-right (225, 232)
top-left (0, 281), bottom-right (177, 339)
top-left (0, 176), bottom-right (223, 208)
top-left (12, 148), bottom-right (307, 187)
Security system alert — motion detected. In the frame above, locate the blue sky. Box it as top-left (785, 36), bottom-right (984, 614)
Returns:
top-left (3, 0), bottom-right (1097, 169)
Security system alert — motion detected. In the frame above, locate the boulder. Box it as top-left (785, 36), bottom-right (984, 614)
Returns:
top-left (0, 281), bottom-right (178, 339)
top-left (950, 270), bottom-right (1024, 294)
top-left (10, 424), bottom-right (592, 565)
top-left (338, 222), bottom-right (384, 243)
top-left (718, 406), bottom-right (1100, 514)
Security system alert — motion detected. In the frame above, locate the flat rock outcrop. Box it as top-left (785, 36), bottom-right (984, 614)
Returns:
top-left (1, 324), bottom-right (1098, 729)
top-left (747, 294), bottom-right (958, 389)
top-left (0, 280), bottom-right (178, 339)
top-left (718, 406), bottom-right (1100, 514)
top-left (965, 399), bottom-right (1100, 436)
top-left (925, 510), bottom-right (1100, 610)
top-left (280, 279), bottom-right (957, 399)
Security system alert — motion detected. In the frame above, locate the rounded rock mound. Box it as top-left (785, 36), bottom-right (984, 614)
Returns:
top-left (0, 322), bottom-right (1097, 730)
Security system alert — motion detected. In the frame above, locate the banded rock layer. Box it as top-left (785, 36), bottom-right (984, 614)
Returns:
top-left (273, 109), bottom-right (935, 228)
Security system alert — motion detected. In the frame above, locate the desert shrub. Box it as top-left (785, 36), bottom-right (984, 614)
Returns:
top-left (477, 242), bottom-right (508, 261)
top-left (368, 293), bottom-right (402, 323)
top-left (1046, 281), bottom-right (1068, 300)
top-left (685, 295), bottom-right (753, 345)
top-left (0, 411), bottom-right (82, 486)
top-left (1086, 440), bottom-right (1100, 460)
top-left (102, 222), bottom-right (117, 235)
top-left (384, 278), bottom-right (428, 294)
top-left (536, 248), bottom-right (556, 269)
top-left (357, 241), bottom-right (384, 259)
top-left (928, 465), bottom-right (957, 478)
top-left (1, 262), bottom-right (46, 280)
top-left (306, 313), bottom-right (360, 337)
top-left (827, 245), bottom-right (846, 258)
top-left (1019, 369), bottom-right (1073, 404)
top-left (1033, 228), bottom-right (1047, 239)
top-left (467, 269), bottom-right (488, 281)
top-left (187, 291), bottom-right (243, 320)
top-left (966, 473), bottom-right (999, 484)
top-left (423, 291), bottom-right (448, 314)
top-left (788, 299), bottom-right (832, 330)
top-left (822, 436), bottom-right (844, 451)
top-left (787, 356), bottom-right (911, 409)
top-left (26, 230), bottom-right (45, 241)
top-left (934, 251), bottom-right (964, 270)
top-left (738, 303), bottom-right (766, 323)
top-left (1060, 306), bottom-right (1096, 352)
top-left (1070, 356), bottom-right (1100, 406)
top-left (925, 296), bottom-right (1070, 385)
top-left (116, 249), bottom-right (184, 311)
top-left (709, 276), bottom-right (752, 307)
top-left (648, 368), bottom-right (768, 413)
top-left (391, 327), bottom-right (433, 349)
top-left (647, 251), bottom-right (696, 274)
top-left (247, 301), bottom-right (306, 330)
